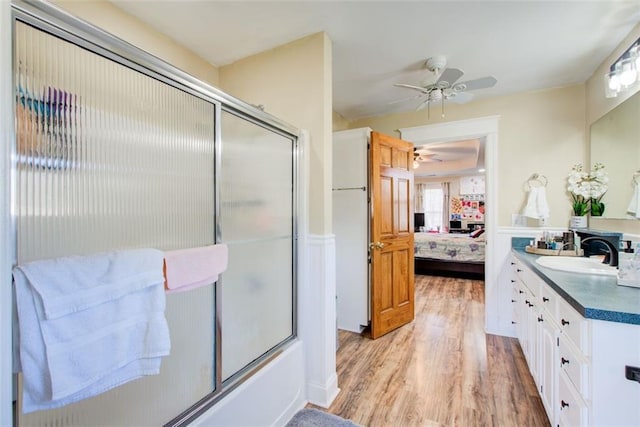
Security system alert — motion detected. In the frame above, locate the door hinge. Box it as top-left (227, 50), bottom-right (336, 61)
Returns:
top-left (557, 337), bottom-right (559, 347)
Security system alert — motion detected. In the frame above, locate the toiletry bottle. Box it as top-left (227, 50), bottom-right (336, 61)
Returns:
top-left (618, 241), bottom-right (635, 282)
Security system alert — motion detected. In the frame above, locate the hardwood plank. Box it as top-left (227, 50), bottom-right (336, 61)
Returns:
top-left (310, 274), bottom-right (549, 426)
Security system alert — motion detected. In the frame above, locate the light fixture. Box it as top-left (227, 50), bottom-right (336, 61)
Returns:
top-left (605, 38), bottom-right (640, 98)
top-left (478, 168), bottom-right (486, 173)
top-left (413, 160), bottom-right (420, 169)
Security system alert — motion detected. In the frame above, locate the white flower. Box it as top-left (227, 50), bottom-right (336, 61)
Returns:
top-left (566, 163), bottom-right (608, 204)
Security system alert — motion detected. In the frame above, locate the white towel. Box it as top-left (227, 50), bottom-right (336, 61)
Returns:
top-left (627, 183), bottom-right (640, 219)
top-left (522, 186), bottom-right (550, 219)
top-left (18, 249), bottom-right (165, 320)
top-left (13, 249), bottom-right (170, 413)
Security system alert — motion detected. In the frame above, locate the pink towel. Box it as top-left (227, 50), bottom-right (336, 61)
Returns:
top-left (164, 244), bottom-right (228, 294)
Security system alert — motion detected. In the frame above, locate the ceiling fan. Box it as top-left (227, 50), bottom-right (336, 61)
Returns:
top-left (413, 147), bottom-right (442, 168)
top-left (393, 56), bottom-right (497, 118)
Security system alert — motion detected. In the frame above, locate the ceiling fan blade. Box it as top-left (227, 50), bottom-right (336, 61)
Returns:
top-left (450, 91), bottom-right (474, 104)
top-left (388, 94), bottom-right (423, 105)
top-left (437, 68), bottom-right (464, 87)
top-left (416, 99), bottom-right (430, 111)
top-left (455, 76), bottom-right (497, 91)
top-left (394, 83), bottom-right (429, 93)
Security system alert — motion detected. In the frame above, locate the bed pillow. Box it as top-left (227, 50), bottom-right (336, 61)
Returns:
top-left (469, 228), bottom-right (485, 238)
top-left (474, 233), bottom-right (486, 242)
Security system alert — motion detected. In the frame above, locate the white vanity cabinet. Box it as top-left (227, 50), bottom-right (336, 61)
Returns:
top-left (510, 257), bottom-right (560, 424)
top-left (510, 253), bottom-right (640, 427)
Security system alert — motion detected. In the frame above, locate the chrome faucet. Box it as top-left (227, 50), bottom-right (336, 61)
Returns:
top-left (580, 236), bottom-right (619, 267)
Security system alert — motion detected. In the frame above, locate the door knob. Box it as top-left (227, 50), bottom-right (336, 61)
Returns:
top-left (369, 241), bottom-right (386, 250)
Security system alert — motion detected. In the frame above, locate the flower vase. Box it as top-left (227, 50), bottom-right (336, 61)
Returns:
top-left (570, 215), bottom-right (587, 228)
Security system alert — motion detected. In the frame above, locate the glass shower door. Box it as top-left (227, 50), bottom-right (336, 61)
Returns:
top-left (219, 110), bottom-right (296, 381)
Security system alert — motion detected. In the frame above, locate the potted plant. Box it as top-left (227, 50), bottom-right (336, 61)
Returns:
top-left (567, 164), bottom-right (590, 227)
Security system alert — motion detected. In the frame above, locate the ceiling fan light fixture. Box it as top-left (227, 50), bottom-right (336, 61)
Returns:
top-left (413, 160), bottom-right (420, 169)
top-left (430, 88), bottom-right (443, 101)
top-left (392, 58), bottom-right (497, 118)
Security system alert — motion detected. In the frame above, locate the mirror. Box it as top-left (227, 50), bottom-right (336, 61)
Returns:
top-left (590, 91), bottom-right (640, 219)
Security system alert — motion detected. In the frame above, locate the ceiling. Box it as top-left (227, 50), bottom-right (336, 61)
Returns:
top-left (112, 1), bottom-right (640, 122)
top-left (110, 1), bottom-right (639, 179)
top-left (413, 138), bottom-right (485, 178)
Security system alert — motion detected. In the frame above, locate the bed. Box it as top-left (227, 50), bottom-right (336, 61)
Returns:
top-left (414, 232), bottom-right (485, 279)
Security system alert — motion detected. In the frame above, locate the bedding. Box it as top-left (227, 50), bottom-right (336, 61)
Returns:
top-left (414, 232), bottom-right (485, 262)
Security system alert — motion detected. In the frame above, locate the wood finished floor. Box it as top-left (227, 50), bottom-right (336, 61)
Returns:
top-left (312, 274), bottom-right (549, 427)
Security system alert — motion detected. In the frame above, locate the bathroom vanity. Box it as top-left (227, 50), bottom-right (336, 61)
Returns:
top-left (510, 243), bottom-right (640, 427)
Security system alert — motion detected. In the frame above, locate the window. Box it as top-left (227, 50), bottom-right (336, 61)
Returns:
top-left (423, 187), bottom-right (443, 230)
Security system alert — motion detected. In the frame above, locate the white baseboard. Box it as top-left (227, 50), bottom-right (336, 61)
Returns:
top-left (306, 372), bottom-right (339, 408)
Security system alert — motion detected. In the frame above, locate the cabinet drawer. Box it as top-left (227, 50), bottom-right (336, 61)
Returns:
top-left (558, 370), bottom-right (589, 427)
top-left (538, 282), bottom-right (558, 320)
top-left (558, 298), bottom-right (591, 356)
top-left (559, 336), bottom-right (590, 399)
top-left (516, 266), bottom-right (540, 296)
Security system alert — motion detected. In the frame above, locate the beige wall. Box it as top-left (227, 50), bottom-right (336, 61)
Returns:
top-left (52, 1), bottom-right (219, 86)
top-left (332, 110), bottom-right (350, 131)
top-left (585, 21), bottom-right (640, 235)
top-left (351, 85), bottom-right (586, 228)
top-left (219, 33), bottom-right (333, 235)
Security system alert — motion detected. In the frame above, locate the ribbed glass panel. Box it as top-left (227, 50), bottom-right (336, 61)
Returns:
top-left (219, 111), bottom-right (294, 381)
top-left (14, 23), bottom-right (216, 425)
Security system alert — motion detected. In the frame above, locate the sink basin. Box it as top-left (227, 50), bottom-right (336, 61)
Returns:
top-left (535, 256), bottom-right (618, 276)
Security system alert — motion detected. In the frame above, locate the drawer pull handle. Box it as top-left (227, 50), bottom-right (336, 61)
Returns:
top-left (561, 319), bottom-right (570, 326)
top-left (511, 262), bottom-right (515, 265)
top-left (510, 279), bottom-right (516, 283)
top-left (519, 290), bottom-right (524, 294)
top-left (511, 321), bottom-right (517, 324)
top-left (561, 400), bottom-right (569, 409)
top-left (511, 299), bottom-right (516, 303)
top-left (537, 316), bottom-right (543, 322)
top-left (561, 357), bottom-right (570, 366)
top-left (517, 269), bottom-right (523, 272)
top-left (542, 297), bottom-right (549, 302)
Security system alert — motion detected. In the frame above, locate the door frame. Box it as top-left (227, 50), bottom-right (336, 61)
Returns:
top-left (399, 115), bottom-right (500, 334)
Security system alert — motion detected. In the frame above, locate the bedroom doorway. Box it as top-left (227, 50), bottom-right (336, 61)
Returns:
top-left (399, 116), bottom-right (499, 329)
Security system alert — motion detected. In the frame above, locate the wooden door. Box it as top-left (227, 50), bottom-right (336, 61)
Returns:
top-left (370, 131), bottom-right (414, 339)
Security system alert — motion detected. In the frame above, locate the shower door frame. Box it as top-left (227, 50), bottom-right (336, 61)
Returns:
top-left (8, 1), bottom-right (300, 425)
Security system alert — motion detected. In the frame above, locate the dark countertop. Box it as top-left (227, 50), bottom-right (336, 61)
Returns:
top-left (511, 245), bottom-right (640, 326)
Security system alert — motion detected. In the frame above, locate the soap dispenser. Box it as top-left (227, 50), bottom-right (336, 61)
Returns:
top-left (618, 241), bottom-right (639, 288)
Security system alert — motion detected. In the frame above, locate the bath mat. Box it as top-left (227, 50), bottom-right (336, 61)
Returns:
top-left (286, 408), bottom-right (360, 427)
